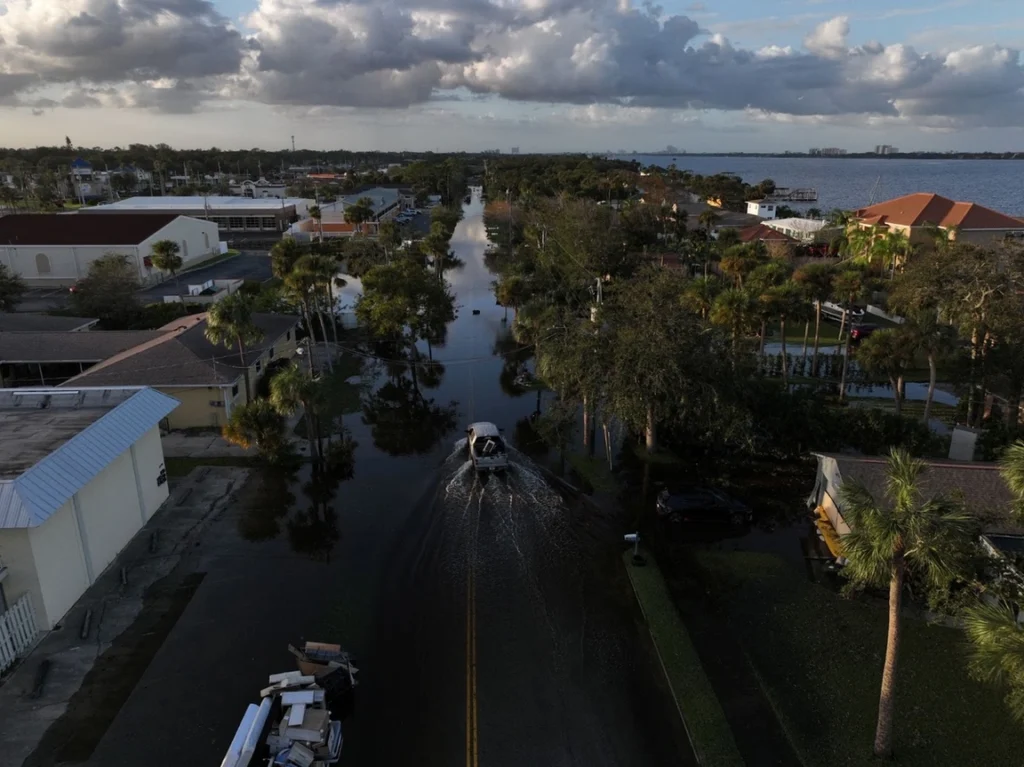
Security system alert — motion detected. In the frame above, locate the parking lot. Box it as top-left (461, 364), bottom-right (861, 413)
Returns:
top-left (136, 253), bottom-right (273, 302)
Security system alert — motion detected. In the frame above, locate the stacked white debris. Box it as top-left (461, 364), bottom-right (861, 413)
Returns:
top-left (261, 671), bottom-right (343, 766)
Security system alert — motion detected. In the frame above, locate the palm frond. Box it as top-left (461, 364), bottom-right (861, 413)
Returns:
top-left (1000, 441), bottom-right (1024, 520)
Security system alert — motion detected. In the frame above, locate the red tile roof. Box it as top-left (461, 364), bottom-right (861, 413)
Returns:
top-left (0, 213), bottom-right (182, 246)
top-left (854, 193), bottom-right (1022, 230)
top-left (738, 223), bottom-right (798, 243)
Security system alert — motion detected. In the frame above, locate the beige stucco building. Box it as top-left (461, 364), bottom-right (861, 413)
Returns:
top-left (0, 388), bottom-right (179, 633)
top-left (853, 193), bottom-right (1024, 246)
top-left (0, 213), bottom-right (220, 286)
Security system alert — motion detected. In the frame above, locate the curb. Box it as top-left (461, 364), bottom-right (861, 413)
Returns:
top-left (623, 549), bottom-right (703, 766)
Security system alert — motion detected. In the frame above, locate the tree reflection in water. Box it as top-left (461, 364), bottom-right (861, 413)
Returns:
top-left (362, 365), bottom-right (457, 456)
top-left (287, 434), bottom-right (357, 561)
top-left (237, 468), bottom-right (296, 542)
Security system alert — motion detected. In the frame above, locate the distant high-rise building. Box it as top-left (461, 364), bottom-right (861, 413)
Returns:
top-left (811, 147), bottom-right (847, 156)
top-left (875, 144), bottom-right (898, 155)
top-left (510, 147), bottom-right (519, 155)
top-left (665, 145), bottom-right (679, 154)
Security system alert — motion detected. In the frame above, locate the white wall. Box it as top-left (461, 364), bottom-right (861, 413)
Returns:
top-left (817, 457), bottom-right (853, 536)
top-left (132, 426), bottom-right (170, 521)
top-left (0, 528), bottom-right (44, 625)
top-left (28, 501), bottom-right (90, 629)
top-left (141, 216), bottom-right (219, 269)
top-left (77, 450), bottom-right (144, 578)
top-left (1, 244), bottom-right (137, 284)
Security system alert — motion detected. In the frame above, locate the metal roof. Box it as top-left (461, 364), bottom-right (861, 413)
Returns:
top-left (0, 388), bottom-right (179, 529)
top-left (82, 196), bottom-right (307, 213)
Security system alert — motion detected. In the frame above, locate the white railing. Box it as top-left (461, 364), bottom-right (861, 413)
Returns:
top-left (0, 594), bottom-right (39, 673)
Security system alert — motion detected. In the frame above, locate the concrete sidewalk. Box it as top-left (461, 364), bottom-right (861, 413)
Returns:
top-left (0, 467), bottom-right (248, 767)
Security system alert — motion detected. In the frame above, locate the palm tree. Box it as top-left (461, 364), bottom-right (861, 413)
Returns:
top-left (222, 399), bottom-right (288, 462)
top-left (270, 363), bottom-right (325, 462)
top-left (150, 239), bottom-right (183, 293)
top-left (205, 293), bottom-right (264, 401)
top-left (344, 196), bottom-right (375, 232)
top-left (767, 282), bottom-right (807, 385)
top-left (271, 237), bottom-right (305, 279)
top-left (309, 204), bottom-right (324, 243)
top-left (710, 288), bottom-right (753, 357)
top-left (806, 207), bottom-right (823, 220)
top-left (682, 275), bottom-right (721, 320)
top-left (697, 209), bottom-right (721, 235)
top-left (999, 440), bottom-right (1024, 519)
top-left (839, 448), bottom-right (976, 759)
top-left (793, 262), bottom-right (836, 377)
top-left (294, 253), bottom-right (339, 369)
top-left (964, 600), bottom-right (1024, 722)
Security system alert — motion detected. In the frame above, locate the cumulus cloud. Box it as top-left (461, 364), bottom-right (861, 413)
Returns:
top-left (0, 1), bottom-right (1022, 132)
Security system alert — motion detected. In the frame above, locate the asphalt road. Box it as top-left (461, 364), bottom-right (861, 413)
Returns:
top-left (25, 190), bottom-right (691, 767)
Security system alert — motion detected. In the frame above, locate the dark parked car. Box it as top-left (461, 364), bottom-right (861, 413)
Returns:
top-left (655, 487), bottom-right (753, 526)
top-left (850, 323), bottom-right (879, 344)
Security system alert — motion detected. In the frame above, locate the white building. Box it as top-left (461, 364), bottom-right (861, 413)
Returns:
top-left (745, 200), bottom-right (778, 219)
top-left (80, 196), bottom-right (311, 233)
top-left (0, 388), bottom-right (179, 634)
top-left (0, 213), bottom-right (220, 286)
top-left (763, 217), bottom-right (834, 244)
top-left (232, 178), bottom-right (288, 199)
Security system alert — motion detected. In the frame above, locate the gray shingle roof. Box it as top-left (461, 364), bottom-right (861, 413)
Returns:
top-left (0, 313), bottom-right (99, 332)
top-left (0, 330), bottom-right (165, 363)
top-left (66, 313), bottom-right (300, 387)
top-left (820, 453), bottom-right (1019, 535)
top-left (0, 388), bottom-right (180, 528)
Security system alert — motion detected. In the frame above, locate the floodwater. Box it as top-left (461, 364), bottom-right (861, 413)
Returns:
top-left (76, 189), bottom-right (690, 767)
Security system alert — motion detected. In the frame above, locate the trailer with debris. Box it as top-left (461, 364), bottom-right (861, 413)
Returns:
top-left (219, 642), bottom-right (357, 767)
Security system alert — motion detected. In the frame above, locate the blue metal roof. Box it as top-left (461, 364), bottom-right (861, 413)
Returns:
top-left (0, 388), bottom-right (179, 529)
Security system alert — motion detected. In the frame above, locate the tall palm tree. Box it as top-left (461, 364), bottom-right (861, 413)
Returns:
top-left (294, 253), bottom-right (339, 370)
top-left (309, 204), bottom-right (324, 243)
top-left (271, 237), bottom-right (305, 279)
top-left (964, 600), bottom-right (1024, 722)
top-left (697, 209), bottom-right (721, 235)
top-left (840, 448), bottom-right (976, 759)
top-left (832, 266), bottom-right (869, 401)
top-left (270, 363), bottom-right (325, 461)
top-left (999, 440), bottom-right (1024, 520)
top-left (205, 293), bottom-right (264, 401)
top-left (793, 262), bottom-right (836, 377)
top-left (710, 288), bottom-right (754, 358)
top-left (681, 275), bottom-right (721, 320)
top-left (150, 239), bottom-right (183, 293)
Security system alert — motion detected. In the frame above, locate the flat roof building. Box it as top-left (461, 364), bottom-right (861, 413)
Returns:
top-left (80, 196), bottom-right (314, 234)
top-left (0, 387), bottom-right (179, 638)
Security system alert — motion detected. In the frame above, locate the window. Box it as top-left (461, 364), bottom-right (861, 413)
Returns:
top-left (244, 217), bottom-right (260, 230)
top-left (228, 217), bottom-right (244, 229)
top-left (35, 253), bottom-right (51, 274)
top-left (203, 232), bottom-right (210, 249)
top-left (231, 383), bottom-right (239, 397)
top-left (268, 346), bottom-right (275, 359)
top-left (255, 359), bottom-right (262, 373)
top-left (181, 240), bottom-right (188, 259)
top-left (286, 331), bottom-right (291, 341)
top-left (261, 217), bottom-right (277, 230)
top-left (214, 217), bottom-right (227, 230)
top-left (209, 400), bottom-right (225, 407)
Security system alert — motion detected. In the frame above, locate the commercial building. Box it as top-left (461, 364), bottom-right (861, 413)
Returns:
top-left (287, 186), bottom-right (412, 239)
top-left (0, 330), bottom-right (165, 387)
top-left (0, 314), bottom-right (98, 332)
top-left (0, 213), bottom-right (220, 286)
top-left (0, 387), bottom-right (179, 632)
top-left (64, 312), bottom-right (301, 429)
top-left (79, 196), bottom-right (312, 234)
top-left (853, 193), bottom-right (1024, 245)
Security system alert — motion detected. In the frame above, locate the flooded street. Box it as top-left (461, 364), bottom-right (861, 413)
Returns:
top-left (72, 190), bottom-right (690, 767)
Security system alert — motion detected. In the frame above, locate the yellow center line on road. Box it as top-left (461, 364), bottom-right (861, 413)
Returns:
top-left (466, 495), bottom-right (480, 767)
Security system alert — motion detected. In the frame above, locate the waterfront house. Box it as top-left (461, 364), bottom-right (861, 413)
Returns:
top-left (852, 193), bottom-right (1024, 245)
top-left (746, 200), bottom-right (778, 219)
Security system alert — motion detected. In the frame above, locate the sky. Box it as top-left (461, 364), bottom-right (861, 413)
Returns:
top-left (0, 0), bottom-right (1023, 152)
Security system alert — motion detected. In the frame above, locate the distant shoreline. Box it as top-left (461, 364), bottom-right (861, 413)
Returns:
top-left (614, 152), bottom-right (1024, 161)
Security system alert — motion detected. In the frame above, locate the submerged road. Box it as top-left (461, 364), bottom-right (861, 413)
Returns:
top-left (44, 189), bottom-right (690, 767)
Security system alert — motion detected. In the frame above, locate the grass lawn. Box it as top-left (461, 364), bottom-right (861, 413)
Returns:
top-left (766, 321), bottom-right (841, 346)
top-left (624, 550), bottom-right (744, 767)
top-left (165, 455), bottom-right (258, 477)
top-left (694, 550), bottom-right (1024, 767)
top-left (847, 398), bottom-right (959, 424)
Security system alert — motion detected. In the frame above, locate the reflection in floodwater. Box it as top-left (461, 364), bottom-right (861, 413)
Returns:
top-left (362, 369), bottom-right (457, 455)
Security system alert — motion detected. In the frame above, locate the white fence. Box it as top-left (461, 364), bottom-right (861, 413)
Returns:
top-left (0, 594), bottom-right (39, 673)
